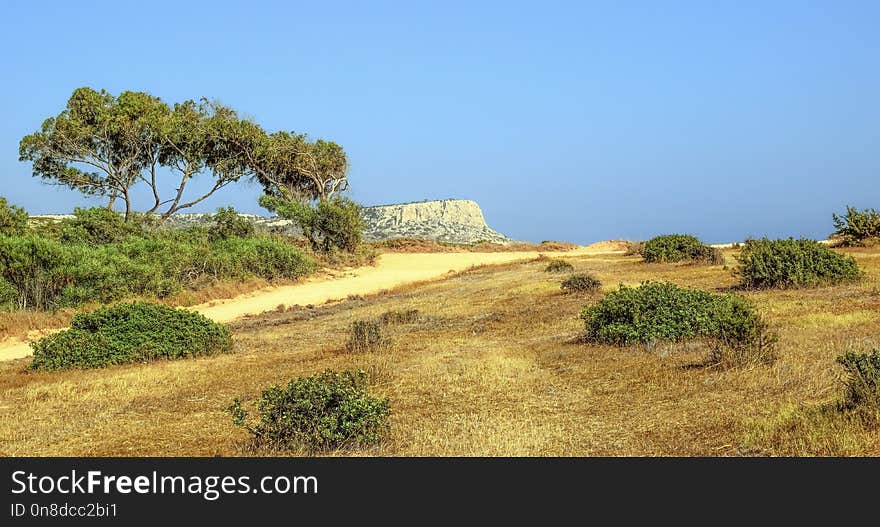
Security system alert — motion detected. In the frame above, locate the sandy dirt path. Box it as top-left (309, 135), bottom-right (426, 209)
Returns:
top-left (0, 244), bottom-right (622, 362)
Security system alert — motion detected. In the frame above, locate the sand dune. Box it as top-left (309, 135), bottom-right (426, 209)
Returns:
top-left (0, 243), bottom-right (623, 362)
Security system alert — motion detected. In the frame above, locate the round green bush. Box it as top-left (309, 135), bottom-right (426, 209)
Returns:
top-left (228, 369), bottom-right (390, 452)
top-left (581, 281), bottom-right (776, 365)
top-left (561, 273), bottom-right (601, 294)
top-left (545, 259), bottom-right (574, 273)
top-left (736, 238), bottom-right (862, 289)
top-left (30, 302), bottom-right (232, 370)
top-left (642, 234), bottom-right (722, 264)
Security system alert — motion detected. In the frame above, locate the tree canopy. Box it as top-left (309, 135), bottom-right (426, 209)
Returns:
top-left (19, 87), bottom-right (349, 221)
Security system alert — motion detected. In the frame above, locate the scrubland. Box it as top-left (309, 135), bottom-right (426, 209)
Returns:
top-left (1, 245), bottom-right (877, 456)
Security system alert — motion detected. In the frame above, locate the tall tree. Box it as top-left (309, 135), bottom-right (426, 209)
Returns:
top-left (249, 131), bottom-right (349, 201)
top-left (154, 99), bottom-right (256, 218)
top-left (19, 88), bottom-right (169, 220)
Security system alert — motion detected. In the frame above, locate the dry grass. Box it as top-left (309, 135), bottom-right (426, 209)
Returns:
top-left (1, 247), bottom-right (879, 456)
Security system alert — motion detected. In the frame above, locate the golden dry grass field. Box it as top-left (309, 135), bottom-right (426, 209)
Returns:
top-left (1, 246), bottom-right (878, 456)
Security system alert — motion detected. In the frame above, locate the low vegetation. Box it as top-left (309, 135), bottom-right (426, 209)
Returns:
top-left (0, 206), bottom-right (316, 311)
top-left (745, 349), bottom-right (880, 455)
top-left (544, 259), bottom-right (574, 273)
top-left (623, 240), bottom-right (644, 256)
top-left (228, 369), bottom-right (390, 453)
top-left (346, 319), bottom-right (389, 353)
top-left (736, 238), bottom-right (861, 289)
top-left (582, 281), bottom-right (776, 366)
top-left (837, 350), bottom-right (880, 409)
top-left (4, 244), bottom-right (880, 456)
top-left (642, 234), bottom-right (722, 264)
top-left (832, 206), bottom-right (880, 247)
top-left (379, 308), bottom-right (420, 325)
top-left (0, 197), bottom-right (28, 237)
top-left (560, 273), bottom-right (601, 294)
top-left (30, 302), bottom-right (232, 371)
top-left (208, 206), bottom-right (256, 241)
top-left (260, 195), bottom-right (364, 254)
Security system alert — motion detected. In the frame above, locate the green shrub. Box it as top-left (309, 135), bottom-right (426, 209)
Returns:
top-left (208, 206), bottom-right (255, 241)
top-left (0, 236), bottom-right (75, 310)
top-left (581, 281), bottom-right (776, 366)
top-left (561, 273), bottom-right (601, 294)
top-left (379, 309), bottom-right (420, 325)
top-left (836, 350), bottom-right (880, 409)
top-left (736, 238), bottom-right (862, 289)
top-left (208, 237), bottom-right (317, 280)
top-left (705, 294), bottom-right (778, 367)
top-left (642, 234), bottom-right (722, 264)
top-left (228, 369), bottom-right (390, 452)
top-left (30, 302), bottom-right (232, 370)
top-left (545, 259), bottom-right (574, 273)
top-left (260, 195), bottom-right (365, 253)
top-left (346, 319), bottom-right (388, 352)
top-left (832, 206), bottom-right (880, 246)
top-left (60, 207), bottom-right (141, 244)
top-left (0, 232), bottom-right (316, 310)
top-left (0, 197), bottom-right (28, 236)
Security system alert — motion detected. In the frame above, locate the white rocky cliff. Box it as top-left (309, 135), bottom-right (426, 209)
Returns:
top-left (362, 199), bottom-right (511, 244)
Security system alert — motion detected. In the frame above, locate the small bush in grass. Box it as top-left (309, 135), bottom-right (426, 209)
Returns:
top-left (545, 259), bottom-right (574, 273)
top-left (642, 234), bottom-right (722, 264)
top-left (624, 241), bottom-right (644, 256)
top-left (30, 302), bottom-right (232, 370)
top-left (706, 295), bottom-right (778, 367)
top-left (736, 238), bottom-right (862, 289)
top-left (561, 273), bottom-right (601, 294)
top-left (581, 281), bottom-right (776, 366)
top-left (380, 308), bottom-right (420, 325)
top-left (346, 319), bottom-right (388, 352)
top-left (836, 350), bottom-right (880, 409)
top-left (228, 369), bottom-right (390, 452)
top-left (832, 206), bottom-right (880, 247)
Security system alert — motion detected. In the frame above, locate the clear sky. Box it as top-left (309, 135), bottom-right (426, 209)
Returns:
top-left (1, 0), bottom-right (878, 244)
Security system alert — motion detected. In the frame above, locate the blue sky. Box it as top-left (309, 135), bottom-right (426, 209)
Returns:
top-left (1, 0), bottom-right (878, 243)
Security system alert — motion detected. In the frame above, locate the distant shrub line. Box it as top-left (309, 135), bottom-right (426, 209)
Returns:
top-left (0, 207), bottom-right (316, 311)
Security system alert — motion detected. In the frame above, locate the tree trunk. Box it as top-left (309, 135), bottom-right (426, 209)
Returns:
top-left (123, 189), bottom-right (132, 222)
